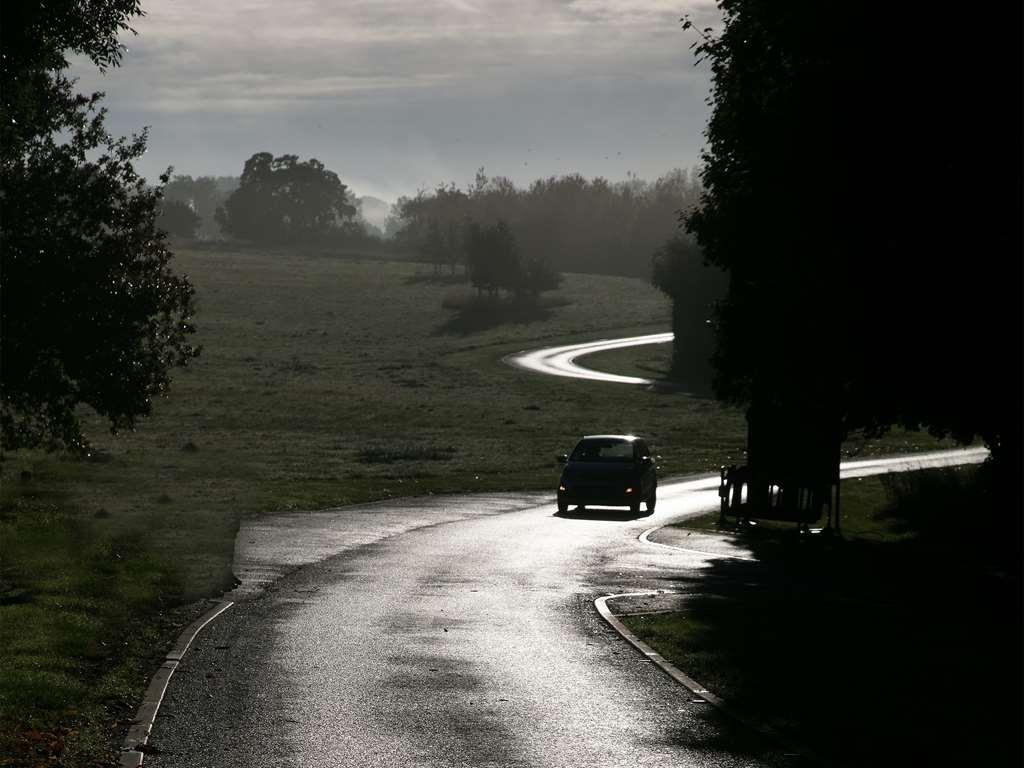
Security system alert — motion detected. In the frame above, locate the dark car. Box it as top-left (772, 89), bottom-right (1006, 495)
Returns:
top-left (556, 435), bottom-right (657, 514)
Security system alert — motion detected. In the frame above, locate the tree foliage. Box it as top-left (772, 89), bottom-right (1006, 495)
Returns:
top-left (685, 2), bottom-right (1021, 472)
top-left (162, 174), bottom-right (237, 239)
top-left (392, 168), bottom-right (701, 278)
top-left (158, 199), bottom-right (202, 239)
top-left (1, 0), bottom-right (199, 451)
top-left (215, 153), bottom-right (358, 243)
top-left (651, 236), bottom-right (727, 395)
top-left (465, 220), bottom-right (519, 296)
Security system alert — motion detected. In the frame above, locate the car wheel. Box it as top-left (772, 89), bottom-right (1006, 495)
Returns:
top-left (629, 500), bottom-right (641, 515)
top-left (647, 488), bottom-right (657, 513)
top-left (558, 500), bottom-right (568, 514)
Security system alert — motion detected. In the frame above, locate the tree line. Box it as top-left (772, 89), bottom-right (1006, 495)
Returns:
top-left (391, 168), bottom-right (703, 280)
top-left (156, 156), bottom-right (384, 247)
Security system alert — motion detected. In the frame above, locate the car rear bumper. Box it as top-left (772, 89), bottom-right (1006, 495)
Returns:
top-left (558, 488), bottom-right (639, 506)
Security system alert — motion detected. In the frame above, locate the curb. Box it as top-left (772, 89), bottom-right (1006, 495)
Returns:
top-left (639, 525), bottom-right (757, 561)
top-left (119, 600), bottom-right (234, 767)
top-left (594, 591), bottom-right (815, 761)
top-left (594, 592), bottom-right (729, 709)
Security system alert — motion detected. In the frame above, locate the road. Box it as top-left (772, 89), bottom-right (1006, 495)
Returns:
top-left (505, 332), bottom-right (674, 386)
top-left (144, 332), bottom-right (987, 767)
top-left (146, 452), bottom-right (984, 768)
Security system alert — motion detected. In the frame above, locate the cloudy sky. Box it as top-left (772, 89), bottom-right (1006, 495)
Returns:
top-left (72, 0), bottom-right (720, 202)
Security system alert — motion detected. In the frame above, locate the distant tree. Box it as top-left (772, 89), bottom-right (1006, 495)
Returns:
top-left (391, 167), bottom-right (702, 279)
top-left (465, 221), bottom-right (498, 296)
top-left (490, 220), bottom-right (521, 294)
top-left (1, 0), bottom-right (200, 452)
top-left (215, 153), bottom-right (357, 243)
top-left (684, 3), bottom-right (1021, 481)
top-left (157, 199), bottom-right (202, 239)
top-left (420, 218), bottom-right (446, 273)
top-left (463, 219), bottom-right (559, 300)
top-left (650, 236), bottom-right (726, 395)
top-left (515, 255), bottom-right (562, 298)
top-left (163, 174), bottom-right (234, 239)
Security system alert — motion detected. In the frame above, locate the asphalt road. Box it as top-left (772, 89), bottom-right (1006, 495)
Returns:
top-left (145, 334), bottom-right (987, 766)
top-left (505, 332), bottom-right (674, 386)
top-left (145, 448), bottom-right (985, 768)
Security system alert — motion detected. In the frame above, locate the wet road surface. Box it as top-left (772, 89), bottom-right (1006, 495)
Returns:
top-left (505, 332), bottom-right (674, 386)
top-left (145, 449), bottom-right (985, 767)
top-left (147, 482), bottom-right (790, 767)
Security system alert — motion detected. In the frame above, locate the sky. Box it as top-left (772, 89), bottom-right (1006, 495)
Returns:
top-left (71, 0), bottom-right (721, 203)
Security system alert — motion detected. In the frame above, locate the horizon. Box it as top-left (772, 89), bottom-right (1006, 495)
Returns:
top-left (69, 0), bottom-right (720, 202)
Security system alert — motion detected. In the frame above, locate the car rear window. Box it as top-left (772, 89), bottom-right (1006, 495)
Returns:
top-left (570, 439), bottom-right (635, 462)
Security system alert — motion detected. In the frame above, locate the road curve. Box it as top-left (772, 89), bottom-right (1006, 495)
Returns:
top-left (142, 332), bottom-right (989, 767)
top-left (145, 449), bottom-right (987, 768)
top-left (505, 332), bottom-right (674, 385)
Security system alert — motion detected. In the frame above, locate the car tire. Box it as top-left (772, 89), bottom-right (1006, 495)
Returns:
top-left (647, 488), bottom-right (656, 513)
top-left (557, 500), bottom-right (568, 514)
top-left (629, 500), bottom-right (641, 515)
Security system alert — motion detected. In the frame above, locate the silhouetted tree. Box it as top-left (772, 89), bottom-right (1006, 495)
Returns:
top-left (516, 255), bottom-right (562, 297)
top-left (157, 199), bottom-right (202, 239)
top-left (685, 2), bottom-right (1021, 484)
top-left (163, 174), bottom-right (236, 239)
top-left (651, 236), bottom-right (727, 395)
top-left (215, 153), bottom-right (357, 243)
top-left (420, 218), bottom-right (445, 273)
top-left (1, 1), bottom-right (200, 451)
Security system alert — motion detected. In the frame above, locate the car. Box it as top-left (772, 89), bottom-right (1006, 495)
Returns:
top-left (556, 434), bottom-right (657, 515)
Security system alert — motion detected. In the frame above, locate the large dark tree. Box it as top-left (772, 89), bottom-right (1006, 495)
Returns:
top-left (215, 153), bottom-right (357, 243)
top-left (686, 2), bottom-right (1022, 483)
top-left (1, 1), bottom-right (200, 451)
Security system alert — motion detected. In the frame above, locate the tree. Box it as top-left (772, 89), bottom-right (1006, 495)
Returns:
top-left (215, 153), bottom-right (357, 243)
top-left (163, 174), bottom-right (236, 239)
top-left (516, 255), bottom-right (562, 298)
top-left (420, 218), bottom-right (446, 273)
top-left (157, 199), bottom-right (202, 239)
top-left (1, 0), bottom-right (199, 452)
top-left (651, 236), bottom-right (726, 395)
top-left (685, 3), bottom-right (1021, 483)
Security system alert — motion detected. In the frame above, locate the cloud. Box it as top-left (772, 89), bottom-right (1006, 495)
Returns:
top-left (76, 0), bottom-right (718, 112)
top-left (70, 0), bottom-right (720, 197)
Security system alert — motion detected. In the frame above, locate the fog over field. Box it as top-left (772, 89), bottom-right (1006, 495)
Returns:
top-left (70, 0), bottom-right (721, 200)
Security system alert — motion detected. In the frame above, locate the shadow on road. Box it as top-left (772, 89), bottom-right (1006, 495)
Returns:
top-left (553, 506), bottom-right (653, 521)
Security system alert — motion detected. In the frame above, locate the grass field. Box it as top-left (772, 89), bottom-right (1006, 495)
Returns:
top-left (0, 246), bottom-right (952, 765)
top-left (623, 467), bottom-right (1021, 767)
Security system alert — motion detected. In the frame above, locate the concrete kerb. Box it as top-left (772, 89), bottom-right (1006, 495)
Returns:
top-left (119, 600), bottom-right (234, 767)
top-left (639, 525), bottom-right (757, 561)
top-left (594, 591), bottom-right (816, 761)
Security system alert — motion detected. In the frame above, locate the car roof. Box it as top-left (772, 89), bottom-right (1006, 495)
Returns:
top-left (579, 434), bottom-right (639, 442)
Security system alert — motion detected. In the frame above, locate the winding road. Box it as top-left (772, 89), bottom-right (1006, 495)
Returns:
top-left (505, 331), bottom-right (674, 386)
top-left (142, 332), bottom-right (987, 768)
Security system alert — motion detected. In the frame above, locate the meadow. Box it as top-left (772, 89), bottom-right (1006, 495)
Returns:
top-left (0, 246), bottom-right (947, 765)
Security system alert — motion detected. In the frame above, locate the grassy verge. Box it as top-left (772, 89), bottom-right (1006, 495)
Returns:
top-left (0, 246), bottom-right (953, 765)
top-left (623, 466), bottom-right (1021, 767)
